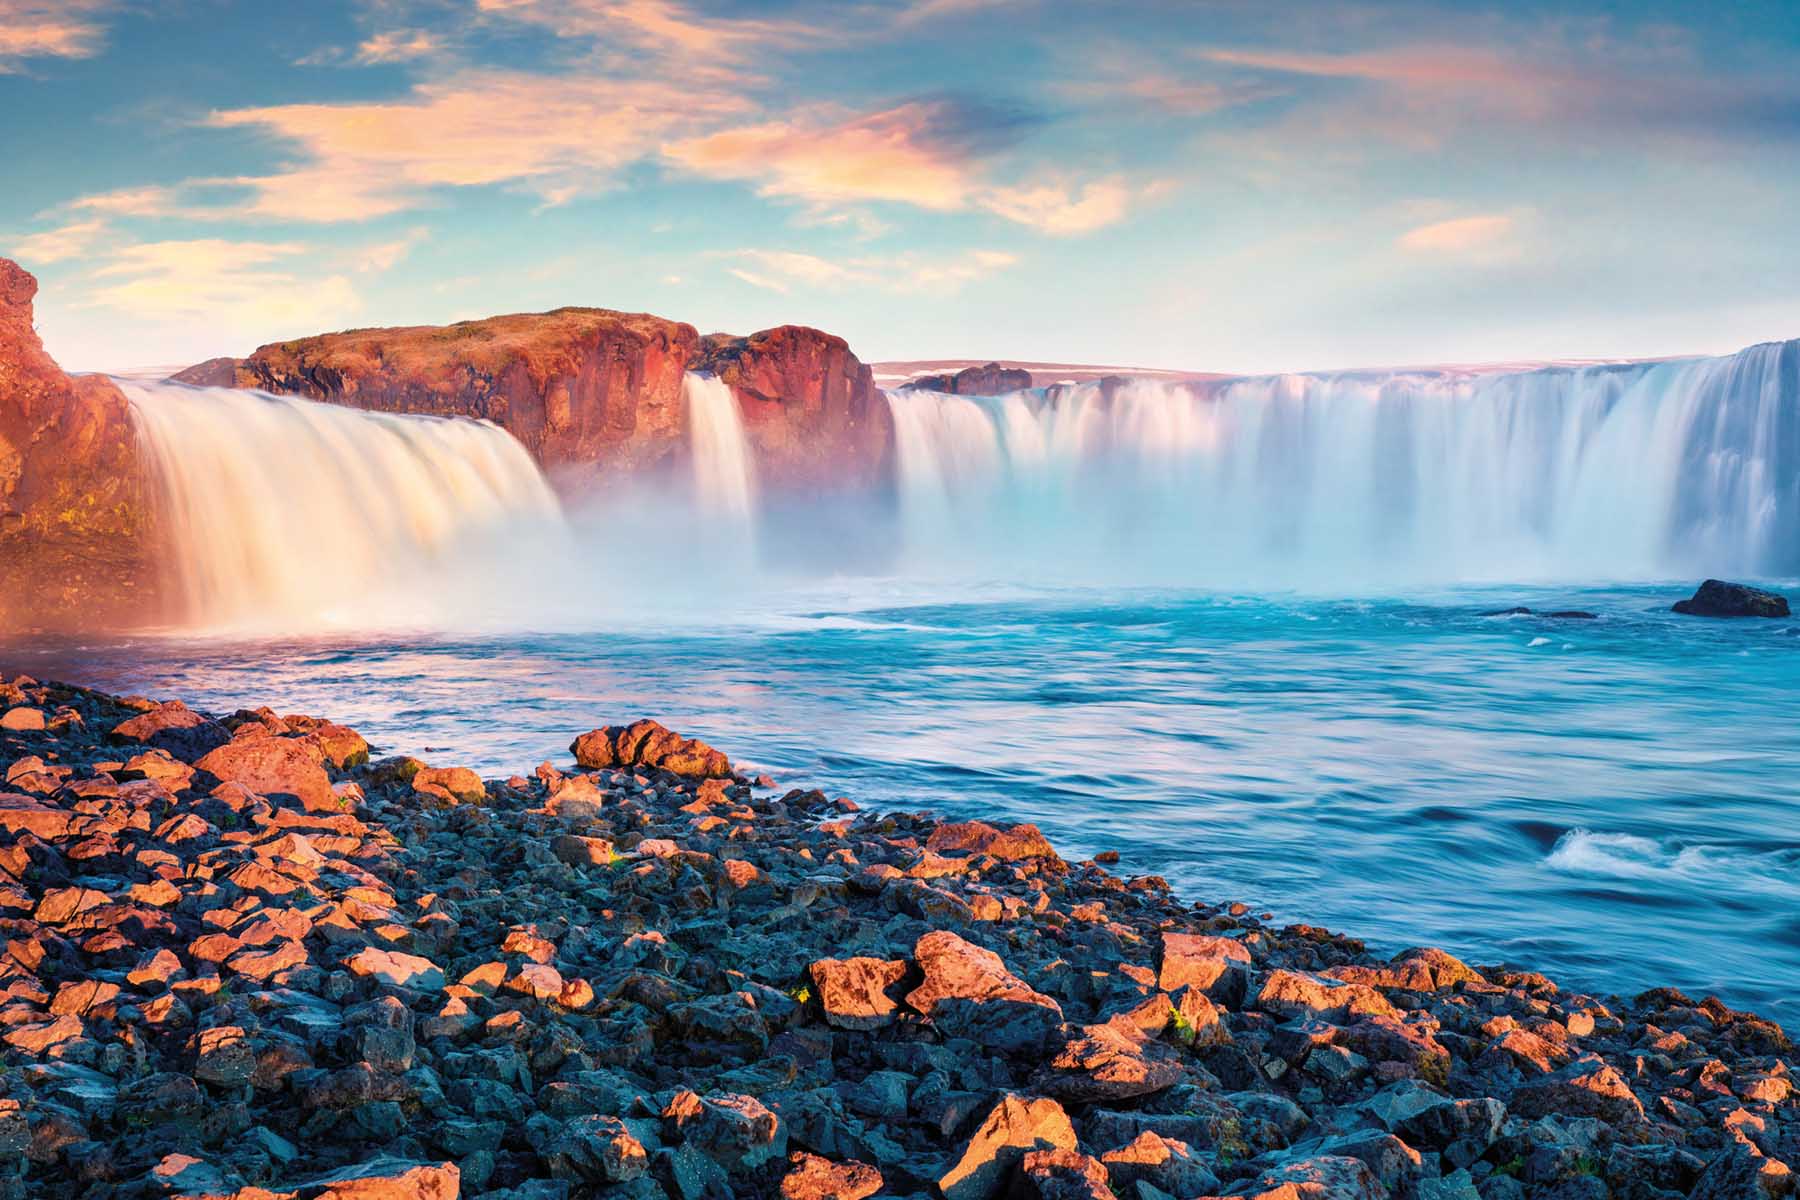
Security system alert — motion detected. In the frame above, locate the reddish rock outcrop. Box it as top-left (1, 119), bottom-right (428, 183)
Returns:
top-left (0, 258), bottom-right (160, 630)
top-left (691, 325), bottom-right (893, 495)
top-left (225, 307), bottom-right (699, 476)
top-left (189, 310), bottom-right (894, 499)
top-left (900, 360), bottom-right (1034, 395)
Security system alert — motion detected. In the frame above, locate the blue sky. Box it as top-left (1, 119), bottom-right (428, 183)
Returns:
top-left (3, 0), bottom-right (1798, 372)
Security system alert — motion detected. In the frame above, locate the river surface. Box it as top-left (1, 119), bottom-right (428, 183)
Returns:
top-left (11, 581), bottom-right (1798, 1027)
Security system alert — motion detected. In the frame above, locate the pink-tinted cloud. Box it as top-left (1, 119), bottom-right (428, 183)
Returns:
top-left (726, 246), bottom-right (1018, 294)
top-left (0, 0), bottom-right (120, 71)
top-left (200, 71), bottom-right (749, 221)
top-left (1398, 213), bottom-right (1513, 253)
top-left (667, 101), bottom-right (1139, 234)
top-left (6, 218), bottom-right (108, 265)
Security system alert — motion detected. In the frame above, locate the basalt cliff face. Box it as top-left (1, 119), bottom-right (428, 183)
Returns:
top-left (0, 259), bottom-right (160, 631)
top-left (177, 310), bottom-right (893, 498)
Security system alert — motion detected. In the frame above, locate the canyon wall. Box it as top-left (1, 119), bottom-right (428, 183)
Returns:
top-left (0, 259), bottom-right (160, 630)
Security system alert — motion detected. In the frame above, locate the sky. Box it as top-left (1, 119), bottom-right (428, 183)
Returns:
top-left (2, 0), bottom-right (1799, 374)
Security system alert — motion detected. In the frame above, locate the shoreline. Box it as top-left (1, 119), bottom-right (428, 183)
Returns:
top-left (0, 676), bottom-right (1792, 1199)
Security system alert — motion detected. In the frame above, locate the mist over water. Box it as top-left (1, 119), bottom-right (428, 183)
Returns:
top-left (54, 344), bottom-right (1800, 1024)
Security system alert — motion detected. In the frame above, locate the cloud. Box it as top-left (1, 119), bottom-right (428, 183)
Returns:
top-left (6, 219), bottom-right (108, 265)
top-left (352, 227), bottom-right (431, 272)
top-left (87, 238), bottom-right (361, 332)
top-left (0, 1), bottom-right (119, 71)
top-left (667, 99), bottom-right (1134, 234)
top-left (356, 29), bottom-right (442, 64)
top-left (725, 247), bottom-right (1018, 293)
top-left (1398, 213), bottom-right (1519, 256)
top-left (474, 0), bottom-right (799, 73)
top-left (201, 71), bottom-right (749, 220)
top-left (981, 179), bottom-right (1132, 235)
top-left (665, 100), bottom-right (1004, 212)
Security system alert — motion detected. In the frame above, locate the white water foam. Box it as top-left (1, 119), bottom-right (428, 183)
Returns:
top-left (685, 373), bottom-right (757, 528)
top-left (124, 380), bottom-right (565, 630)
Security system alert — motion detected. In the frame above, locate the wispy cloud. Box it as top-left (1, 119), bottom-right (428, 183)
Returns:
top-left (6, 218), bottom-right (109, 265)
top-left (87, 239), bottom-right (362, 333)
top-left (982, 179), bottom-right (1133, 235)
top-left (355, 29), bottom-right (442, 64)
top-left (726, 246), bottom-right (1018, 293)
top-left (0, 0), bottom-right (120, 72)
top-left (351, 226), bottom-right (431, 273)
top-left (1397, 212), bottom-right (1529, 263)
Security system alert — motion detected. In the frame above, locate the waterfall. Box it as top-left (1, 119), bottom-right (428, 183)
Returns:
top-left (123, 381), bottom-right (565, 629)
top-left (684, 373), bottom-right (757, 526)
top-left (884, 339), bottom-right (1800, 585)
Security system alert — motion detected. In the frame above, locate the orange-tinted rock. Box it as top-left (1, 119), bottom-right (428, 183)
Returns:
top-left (0, 258), bottom-right (162, 630)
top-left (781, 1151), bottom-right (882, 1200)
top-left (196, 736), bottom-right (336, 812)
top-left (940, 1094), bottom-right (1077, 1200)
top-left (906, 929), bottom-right (1063, 1053)
top-left (570, 720), bottom-right (731, 778)
top-left (808, 956), bottom-right (908, 1031)
top-left (926, 820), bottom-right (1061, 863)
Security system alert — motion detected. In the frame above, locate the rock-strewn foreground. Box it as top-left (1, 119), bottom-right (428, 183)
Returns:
top-left (0, 678), bottom-right (1791, 1200)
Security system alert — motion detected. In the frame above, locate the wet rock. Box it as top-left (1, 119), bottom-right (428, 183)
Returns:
top-left (940, 1094), bottom-right (1077, 1200)
top-left (1672, 579), bottom-right (1791, 618)
top-left (906, 930), bottom-right (1064, 1054)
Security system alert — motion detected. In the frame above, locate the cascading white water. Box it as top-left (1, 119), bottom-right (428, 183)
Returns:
top-left (885, 339), bottom-right (1800, 585)
top-left (684, 373), bottom-right (757, 527)
top-left (123, 381), bottom-right (565, 629)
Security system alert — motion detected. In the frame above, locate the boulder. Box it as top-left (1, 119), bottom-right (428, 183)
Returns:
top-left (195, 735), bottom-right (336, 811)
top-left (926, 820), bottom-right (1061, 863)
top-left (570, 720), bottom-right (731, 778)
top-left (808, 956), bottom-right (908, 1030)
top-left (905, 929), bottom-right (1064, 1053)
top-left (940, 1094), bottom-right (1078, 1200)
top-left (1099, 1132), bottom-right (1218, 1197)
top-left (1037, 1019), bottom-right (1185, 1102)
top-left (1158, 932), bottom-right (1252, 1002)
top-left (780, 1151), bottom-right (882, 1200)
top-left (1672, 579), bottom-right (1790, 618)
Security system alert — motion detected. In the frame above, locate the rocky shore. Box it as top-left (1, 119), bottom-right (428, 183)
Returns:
top-left (0, 677), bottom-right (1791, 1200)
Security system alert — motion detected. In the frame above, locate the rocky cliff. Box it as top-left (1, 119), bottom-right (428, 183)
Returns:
top-left (177, 311), bottom-right (893, 498)
top-left (0, 258), bottom-right (160, 631)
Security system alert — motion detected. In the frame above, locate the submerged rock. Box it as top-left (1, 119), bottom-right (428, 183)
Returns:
top-left (1671, 578), bottom-right (1791, 618)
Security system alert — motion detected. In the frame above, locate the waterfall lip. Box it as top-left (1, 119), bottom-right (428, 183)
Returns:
top-left (882, 337), bottom-right (1799, 586)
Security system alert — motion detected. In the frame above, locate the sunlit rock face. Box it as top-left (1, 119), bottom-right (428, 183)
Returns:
top-left (0, 258), bottom-right (162, 630)
top-left (213, 307), bottom-right (701, 477)
top-left (179, 311), bottom-right (895, 499)
top-left (692, 325), bottom-right (894, 499)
